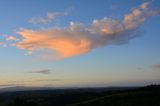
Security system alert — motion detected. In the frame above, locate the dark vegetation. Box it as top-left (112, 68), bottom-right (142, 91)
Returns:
top-left (0, 85), bottom-right (160, 106)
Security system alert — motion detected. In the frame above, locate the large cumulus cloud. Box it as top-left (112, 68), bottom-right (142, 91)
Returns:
top-left (15, 2), bottom-right (159, 59)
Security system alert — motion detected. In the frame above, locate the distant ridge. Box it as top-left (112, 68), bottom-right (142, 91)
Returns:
top-left (0, 85), bottom-right (135, 93)
top-left (0, 86), bottom-right (54, 92)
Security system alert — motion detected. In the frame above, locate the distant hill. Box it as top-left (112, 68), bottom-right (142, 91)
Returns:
top-left (0, 86), bottom-right (132, 93)
top-left (0, 86), bottom-right (54, 92)
top-left (0, 85), bottom-right (159, 106)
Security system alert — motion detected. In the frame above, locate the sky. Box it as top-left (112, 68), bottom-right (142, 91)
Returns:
top-left (0, 0), bottom-right (160, 88)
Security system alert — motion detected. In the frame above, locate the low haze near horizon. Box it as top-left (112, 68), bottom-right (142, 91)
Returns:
top-left (0, 0), bottom-right (160, 88)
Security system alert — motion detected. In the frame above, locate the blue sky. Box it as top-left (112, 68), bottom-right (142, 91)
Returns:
top-left (0, 0), bottom-right (160, 87)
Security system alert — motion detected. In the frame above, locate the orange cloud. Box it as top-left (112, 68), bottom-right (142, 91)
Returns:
top-left (16, 25), bottom-right (93, 58)
top-left (15, 2), bottom-right (158, 59)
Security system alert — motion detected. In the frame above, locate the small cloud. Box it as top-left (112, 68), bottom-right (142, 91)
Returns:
top-left (31, 79), bottom-right (60, 82)
top-left (152, 64), bottom-right (160, 69)
top-left (5, 35), bottom-right (19, 41)
top-left (29, 69), bottom-right (52, 74)
top-left (0, 35), bottom-right (19, 48)
top-left (29, 10), bottom-right (68, 24)
top-left (0, 41), bottom-right (7, 47)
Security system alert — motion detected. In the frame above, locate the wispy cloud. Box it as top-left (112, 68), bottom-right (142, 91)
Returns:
top-left (0, 79), bottom-right (60, 88)
top-left (0, 84), bottom-right (24, 87)
top-left (14, 2), bottom-right (159, 59)
top-left (6, 79), bottom-right (60, 83)
top-left (29, 69), bottom-right (52, 74)
top-left (0, 35), bottom-right (19, 47)
top-left (0, 41), bottom-right (7, 47)
top-left (152, 64), bottom-right (160, 69)
top-left (5, 35), bottom-right (19, 41)
top-left (29, 10), bottom-right (68, 24)
top-left (31, 79), bottom-right (60, 82)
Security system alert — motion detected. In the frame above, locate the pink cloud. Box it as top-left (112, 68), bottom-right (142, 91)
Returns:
top-left (124, 1), bottom-right (158, 30)
top-left (14, 2), bottom-right (159, 59)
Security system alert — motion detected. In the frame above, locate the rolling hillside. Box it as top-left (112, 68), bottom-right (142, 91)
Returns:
top-left (70, 85), bottom-right (160, 106)
top-left (0, 85), bottom-right (159, 106)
